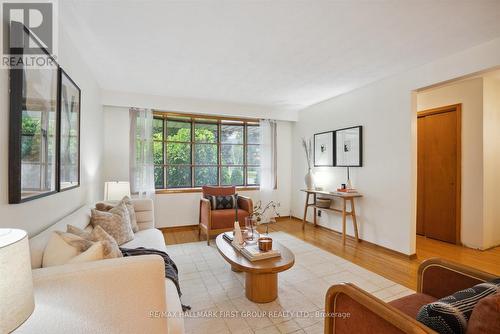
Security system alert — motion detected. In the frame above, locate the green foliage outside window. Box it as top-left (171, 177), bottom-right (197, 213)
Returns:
top-left (153, 117), bottom-right (259, 189)
top-left (21, 115), bottom-right (41, 159)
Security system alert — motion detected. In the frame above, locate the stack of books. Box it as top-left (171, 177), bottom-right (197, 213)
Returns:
top-left (223, 232), bottom-right (281, 261)
top-left (240, 244), bottom-right (281, 262)
top-left (223, 232), bottom-right (234, 243)
top-left (334, 189), bottom-right (359, 195)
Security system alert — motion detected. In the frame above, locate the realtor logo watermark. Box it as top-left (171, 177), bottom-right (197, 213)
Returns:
top-left (1, 0), bottom-right (58, 68)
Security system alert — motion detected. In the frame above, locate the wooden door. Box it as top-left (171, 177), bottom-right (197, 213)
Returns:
top-left (417, 105), bottom-right (461, 244)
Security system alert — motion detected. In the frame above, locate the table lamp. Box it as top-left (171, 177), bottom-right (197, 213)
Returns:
top-left (104, 181), bottom-right (131, 201)
top-left (0, 228), bottom-right (35, 333)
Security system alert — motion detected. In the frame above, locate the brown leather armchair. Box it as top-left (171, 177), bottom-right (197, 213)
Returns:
top-left (324, 258), bottom-right (497, 333)
top-left (199, 186), bottom-right (253, 245)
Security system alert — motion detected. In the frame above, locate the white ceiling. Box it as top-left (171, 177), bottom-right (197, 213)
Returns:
top-left (60, 0), bottom-right (500, 114)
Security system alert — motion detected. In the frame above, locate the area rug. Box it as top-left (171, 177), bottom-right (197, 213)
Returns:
top-left (165, 232), bottom-right (414, 334)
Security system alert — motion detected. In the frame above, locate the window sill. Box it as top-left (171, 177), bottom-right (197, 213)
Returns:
top-left (155, 186), bottom-right (260, 194)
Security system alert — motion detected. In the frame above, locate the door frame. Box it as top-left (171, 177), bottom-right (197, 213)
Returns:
top-left (417, 103), bottom-right (462, 245)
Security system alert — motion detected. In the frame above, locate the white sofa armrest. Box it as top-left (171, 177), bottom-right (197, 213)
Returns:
top-left (16, 256), bottom-right (168, 334)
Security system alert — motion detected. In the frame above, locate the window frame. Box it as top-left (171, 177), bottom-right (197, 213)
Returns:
top-left (153, 111), bottom-right (260, 193)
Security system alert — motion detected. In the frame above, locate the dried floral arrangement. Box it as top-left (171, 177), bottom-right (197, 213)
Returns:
top-left (250, 200), bottom-right (280, 234)
top-left (301, 137), bottom-right (312, 169)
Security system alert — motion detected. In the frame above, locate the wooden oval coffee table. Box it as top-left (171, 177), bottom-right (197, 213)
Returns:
top-left (215, 234), bottom-right (295, 303)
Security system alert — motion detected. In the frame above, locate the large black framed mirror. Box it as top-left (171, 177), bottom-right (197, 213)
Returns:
top-left (9, 22), bottom-right (59, 203)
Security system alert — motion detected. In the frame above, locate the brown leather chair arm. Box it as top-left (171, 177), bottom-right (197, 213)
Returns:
top-left (199, 198), bottom-right (211, 228)
top-left (417, 258), bottom-right (496, 299)
top-left (237, 195), bottom-right (253, 215)
top-left (324, 283), bottom-right (435, 334)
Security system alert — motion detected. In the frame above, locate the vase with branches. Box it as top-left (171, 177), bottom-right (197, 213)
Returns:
top-left (249, 200), bottom-right (280, 235)
top-left (301, 137), bottom-right (315, 189)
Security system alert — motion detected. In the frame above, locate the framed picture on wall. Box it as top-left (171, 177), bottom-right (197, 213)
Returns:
top-left (335, 126), bottom-right (362, 167)
top-left (314, 131), bottom-right (334, 166)
top-left (8, 21), bottom-right (59, 203)
top-left (58, 68), bottom-right (81, 191)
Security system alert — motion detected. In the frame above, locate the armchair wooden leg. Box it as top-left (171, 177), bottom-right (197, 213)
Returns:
top-left (206, 229), bottom-right (210, 245)
top-left (198, 225), bottom-right (201, 240)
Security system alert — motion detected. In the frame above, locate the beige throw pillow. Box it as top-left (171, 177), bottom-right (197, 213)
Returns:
top-left (67, 242), bottom-right (105, 264)
top-left (95, 196), bottom-right (139, 232)
top-left (67, 224), bottom-right (92, 239)
top-left (42, 231), bottom-right (94, 267)
top-left (91, 202), bottom-right (134, 245)
top-left (67, 224), bottom-right (123, 259)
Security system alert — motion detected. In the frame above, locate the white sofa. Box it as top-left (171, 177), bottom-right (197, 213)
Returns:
top-left (15, 199), bottom-right (184, 334)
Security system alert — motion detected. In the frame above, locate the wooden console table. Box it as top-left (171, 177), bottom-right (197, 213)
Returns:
top-left (300, 189), bottom-right (362, 245)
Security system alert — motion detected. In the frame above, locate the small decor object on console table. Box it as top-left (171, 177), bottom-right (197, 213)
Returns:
top-left (301, 137), bottom-right (315, 189)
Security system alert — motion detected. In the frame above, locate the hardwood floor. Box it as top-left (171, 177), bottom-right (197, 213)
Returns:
top-left (161, 218), bottom-right (500, 290)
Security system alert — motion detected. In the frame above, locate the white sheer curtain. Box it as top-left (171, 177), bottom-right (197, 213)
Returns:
top-left (129, 108), bottom-right (155, 198)
top-left (259, 119), bottom-right (277, 205)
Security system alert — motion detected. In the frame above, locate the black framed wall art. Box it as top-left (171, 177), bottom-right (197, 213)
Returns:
top-left (58, 68), bottom-right (81, 191)
top-left (314, 131), bottom-right (334, 167)
top-left (9, 22), bottom-right (59, 203)
top-left (335, 126), bottom-right (363, 167)
top-left (9, 21), bottom-right (81, 203)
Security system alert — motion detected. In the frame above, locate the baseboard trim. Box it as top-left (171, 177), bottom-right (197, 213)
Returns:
top-left (290, 216), bottom-right (416, 260)
top-left (275, 215), bottom-right (292, 222)
top-left (160, 224), bottom-right (198, 232)
top-left (161, 216), bottom-right (292, 230)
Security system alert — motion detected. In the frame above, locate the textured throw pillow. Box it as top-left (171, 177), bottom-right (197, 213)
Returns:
top-left (467, 292), bottom-right (500, 334)
top-left (205, 194), bottom-right (238, 210)
top-left (67, 224), bottom-right (122, 259)
top-left (417, 278), bottom-right (500, 334)
top-left (42, 231), bottom-right (94, 267)
top-left (67, 224), bottom-right (92, 239)
top-left (96, 196), bottom-right (139, 232)
top-left (67, 242), bottom-right (105, 264)
top-left (91, 202), bottom-right (134, 245)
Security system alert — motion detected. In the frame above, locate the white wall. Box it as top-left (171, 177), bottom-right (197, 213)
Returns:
top-left (102, 90), bottom-right (298, 122)
top-left (483, 75), bottom-right (500, 248)
top-left (103, 106), bottom-right (293, 227)
top-left (291, 37), bottom-right (500, 255)
top-left (0, 29), bottom-right (103, 237)
top-left (416, 78), bottom-right (484, 249)
top-left (103, 106), bottom-right (130, 182)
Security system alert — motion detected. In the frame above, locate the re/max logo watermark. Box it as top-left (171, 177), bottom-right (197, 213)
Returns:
top-left (1, 0), bottom-right (58, 68)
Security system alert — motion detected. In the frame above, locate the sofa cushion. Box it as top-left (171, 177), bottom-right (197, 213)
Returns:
top-left (210, 209), bottom-right (249, 229)
top-left (468, 292), bottom-right (500, 334)
top-left (417, 278), bottom-right (500, 334)
top-left (91, 203), bottom-right (134, 245)
top-left (96, 196), bottom-right (139, 232)
top-left (42, 232), bottom-right (94, 267)
top-left (29, 206), bottom-right (91, 269)
top-left (67, 242), bottom-right (105, 264)
top-left (121, 228), bottom-right (167, 252)
top-left (389, 293), bottom-right (437, 319)
top-left (68, 225), bottom-right (123, 259)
